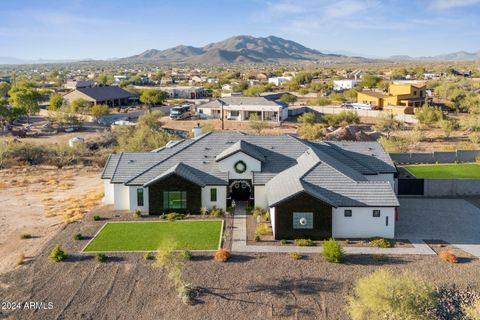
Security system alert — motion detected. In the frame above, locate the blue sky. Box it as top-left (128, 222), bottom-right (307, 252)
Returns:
top-left (1, 0), bottom-right (480, 60)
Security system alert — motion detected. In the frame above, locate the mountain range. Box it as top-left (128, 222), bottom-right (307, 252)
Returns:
top-left (388, 51), bottom-right (480, 62)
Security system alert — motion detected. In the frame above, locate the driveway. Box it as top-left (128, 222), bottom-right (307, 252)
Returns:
top-left (396, 198), bottom-right (480, 257)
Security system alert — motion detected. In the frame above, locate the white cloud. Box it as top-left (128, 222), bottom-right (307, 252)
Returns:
top-left (430, 0), bottom-right (480, 9)
top-left (266, 1), bottom-right (306, 13)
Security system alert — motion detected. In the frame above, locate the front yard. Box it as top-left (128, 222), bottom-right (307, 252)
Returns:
top-left (403, 163), bottom-right (480, 179)
top-left (83, 220), bottom-right (223, 252)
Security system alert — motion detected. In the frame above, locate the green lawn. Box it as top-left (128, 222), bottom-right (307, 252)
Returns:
top-left (84, 220), bottom-right (222, 252)
top-left (403, 163), bottom-right (480, 179)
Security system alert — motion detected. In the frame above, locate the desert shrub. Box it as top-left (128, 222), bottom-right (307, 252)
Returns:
top-left (252, 207), bottom-right (268, 220)
top-left (162, 212), bottom-right (185, 221)
top-left (20, 234), bottom-right (32, 239)
top-left (209, 207), bottom-right (223, 217)
top-left (322, 238), bottom-right (344, 263)
top-left (297, 123), bottom-right (324, 140)
top-left (321, 110), bottom-right (360, 127)
top-left (464, 298), bottom-right (480, 320)
top-left (347, 269), bottom-right (437, 320)
top-left (255, 223), bottom-right (270, 236)
top-left (144, 252), bottom-right (154, 260)
top-left (439, 250), bottom-right (458, 263)
top-left (288, 252), bottom-right (302, 260)
top-left (91, 104), bottom-right (110, 117)
top-left (294, 238), bottom-right (314, 247)
top-left (93, 215), bottom-right (101, 221)
top-left (49, 244), bottom-right (67, 262)
top-left (16, 254), bottom-right (25, 266)
top-left (369, 237), bottom-right (391, 248)
top-left (48, 143), bottom-right (79, 168)
top-left (73, 233), bottom-right (82, 240)
top-left (180, 250), bottom-right (192, 261)
top-left (254, 235), bottom-right (260, 242)
top-left (415, 105), bottom-right (444, 126)
top-left (214, 248), bottom-right (230, 262)
top-left (95, 253), bottom-right (106, 262)
top-left (280, 239), bottom-right (287, 246)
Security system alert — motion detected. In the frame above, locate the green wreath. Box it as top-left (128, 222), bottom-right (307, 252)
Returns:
top-left (234, 160), bottom-right (247, 174)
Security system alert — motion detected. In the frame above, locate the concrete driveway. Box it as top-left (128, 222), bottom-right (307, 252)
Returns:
top-left (396, 198), bottom-right (480, 257)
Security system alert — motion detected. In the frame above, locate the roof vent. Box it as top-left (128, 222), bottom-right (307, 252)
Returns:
top-left (270, 146), bottom-right (275, 149)
top-left (128, 160), bottom-right (135, 163)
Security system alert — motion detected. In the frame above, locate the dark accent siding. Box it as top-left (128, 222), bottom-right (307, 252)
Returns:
top-left (274, 192), bottom-right (332, 240)
top-left (148, 174), bottom-right (201, 214)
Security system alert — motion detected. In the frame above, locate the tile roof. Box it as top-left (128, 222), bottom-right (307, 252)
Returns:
top-left (215, 140), bottom-right (266, 162)
top-left (144, 162), bottom-right (207, 187)
top-left (199, 96), bottom-right (281, 108)
top-left (75, 86), bottom-right (136, 101)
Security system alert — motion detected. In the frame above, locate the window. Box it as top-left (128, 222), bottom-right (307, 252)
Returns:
top-left (293, 212), bottom-right (313, 229)
top-left (210, 188), bottom-right (217, 202)
top-left (373, 210), bottom-right (381, 217)
top-left (344, 209), bottom-right (352, 217)
top-left (386, 216), bottom-right (389, 226)
top-left (413, 90), bottom-right (417, 96)
top-left (136, 188), bottom-right (144, 207)
top-left (163, 191), bottom-right (187, 209)
top-left (230, 111), bottom-right (239, 117)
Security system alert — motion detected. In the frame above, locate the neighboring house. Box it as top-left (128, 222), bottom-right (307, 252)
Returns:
top-left (102, 131), bottom-right (398, 239)
top-left (64, 79), bottom-right (94, 90)
top-left (333, 80), bottom-right (360, 92)
top-left (268, 76), bottom-right (292, 86)
top-left (62, 86), bottom-right (137, 107)
top-left (357, 83), bottom-right (426, 109)
top-left (196, 96), bottom-right (288, 122)
top-left (160, 86), bottom-right (211, 99)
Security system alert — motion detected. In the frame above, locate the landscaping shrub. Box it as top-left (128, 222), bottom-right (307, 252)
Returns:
top-left (369, 237), bottom-right (391, 248)
top-left (288, 252), bottom-right (302, 260)
top-left (95, 253), bottom-right (106, 262)
top-left (73, 233), bottom-right (82, 240)
top-left (144, 252), bottom-right (154, 260)
top-left (439, 250), bottom-right (458, 263)
top-left (180, 250), bottom-right (192, 261)
top-left (93, 215), bottom-right (101, 221)
top-left (49, 244), bottom-right (67, 262)
top-left (254, 235), bottom-right (260, 242)
top-left (200, 207), bottom-right (208, 215)
top-left (252, 207), bottom-right (268, 220)
top-left (226, 207), bottom-right (234, 215)
top-left (214, 248), bottom-right (230, 262)
top-left (162, 212), bottom-right (186, 221)
top-left (322, 238), bottom-right (344, 263)
top-left (19, 234), bottom-right (32, 239)
top-left (209, 207), bottom-right (223, 217)
top-left (134, 209), bottom-right (141, 218)
top-left (255, 223), bottom-right (270, 236)
top-left (347, 269), bottom-right (437, 320)
top-left (294, 238), bottom-right (314, 247)
top-left (280, 239), bottom-right (287, 246)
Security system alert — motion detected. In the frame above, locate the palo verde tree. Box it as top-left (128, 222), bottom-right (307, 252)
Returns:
top-left (8, 81), bottom-right (41, 124)
top-left (139, 89), bottom-right (167, 110)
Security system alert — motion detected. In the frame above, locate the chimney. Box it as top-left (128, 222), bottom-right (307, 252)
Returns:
top-left (192, 123), bottom-right (203, 138)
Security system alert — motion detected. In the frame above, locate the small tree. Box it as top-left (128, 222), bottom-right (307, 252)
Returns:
top-left (297, 123), bottom-right (324, 140)
top-left (279, 94), bottom-right (297, 105)
top-left (297, 112), bottom-right (316, 125)
top-left (322, 238), bottom-right (344, 263)
top-left (374, 113), bottom-right (402, 137)
top-left (48, 93), bottom-right (63, 111)
top-left (8, 82), bottom-right (41, 123)
top-left (439, 119), bottom-right (456, 138)
top-left (140, 89), bottom-right (167, 110)
top-left (415, 105), bottom-right (443, 127)
top-left (91, 104), bottom-right (110, 117)
top-left (249, 113), bottom-right (269, 134)
top-left (69, 98), bottom-right (91, 114)
top-left (347, 269), bottom-right (437, 320)
top-left (359, 74), bottom-right (381, 90)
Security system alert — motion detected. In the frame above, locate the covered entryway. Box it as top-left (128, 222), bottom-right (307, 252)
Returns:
top-left (229, 180), bottom-right (252, 201)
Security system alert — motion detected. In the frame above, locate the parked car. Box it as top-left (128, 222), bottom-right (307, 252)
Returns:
top-left (352, 103), bottom-right (374, 110)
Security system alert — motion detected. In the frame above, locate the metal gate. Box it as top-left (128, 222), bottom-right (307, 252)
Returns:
top-left (397, 179), bottom-right (424, 195)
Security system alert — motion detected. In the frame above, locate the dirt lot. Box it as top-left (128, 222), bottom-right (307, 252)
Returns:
top-left (0, 167), bottom-right (102, 275)
top-left (0, 208), bottom-right (479, 320)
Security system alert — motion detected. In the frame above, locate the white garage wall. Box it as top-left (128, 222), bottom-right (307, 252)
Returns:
top-left (129, 186), bottom-right (149, 213)
top-left (103, 180), bottom-right (114, 204)
top-left (254, 185), bottom-right (268, 209)
top-left (113, 184), bottom-right (130, 210)
top-left (217, 152), bottom-right (261, 179)
top-left (366, 174), bottom-right (395, 189)
top-left (201, 186), bottom-right (227, 211)
top-left (270, 207), bottom-right (276, 236)
top-left (332, 207), bottom-right (395, 238)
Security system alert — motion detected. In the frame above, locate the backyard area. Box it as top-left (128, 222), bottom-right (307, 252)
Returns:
top-left (83, 220), bottom-right (223, 252)
top-left (403, 163), bottom-right (480, 179)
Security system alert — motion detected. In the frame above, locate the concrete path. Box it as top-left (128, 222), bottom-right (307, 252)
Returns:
top-left (231, 202), bottom-right (436, 255)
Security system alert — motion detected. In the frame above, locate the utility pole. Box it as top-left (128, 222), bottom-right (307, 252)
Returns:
top-left (220, 99), bottom-right (225, 130)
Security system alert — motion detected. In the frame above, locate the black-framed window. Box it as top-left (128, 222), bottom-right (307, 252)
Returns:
top-left (344, 209), bottom-right (352, 217)
top-left (137, 188), bottom-right (144, 207)
top-left (163, 191), bottom-right (187, 209)
top-left (210, 188), bottom-right (217, 202)
top-left (373, 209), bottom-right (381, 217)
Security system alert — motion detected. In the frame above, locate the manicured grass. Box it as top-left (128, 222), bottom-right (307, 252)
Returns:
top-left (403, 163), bottom-right (480, 179)
top-left (84, 220), bottom-right (222, 252)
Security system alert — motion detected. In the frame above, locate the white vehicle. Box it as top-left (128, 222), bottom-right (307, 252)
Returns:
top-left (169, 105), bottom-right (191, 120)
top-left (351, 103), bottom-right (374, 110)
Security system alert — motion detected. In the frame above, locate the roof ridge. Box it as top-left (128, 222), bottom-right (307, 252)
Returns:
top-left (110, 152), bottom-right (124, 182)
top-left (100, 154), bottom-right (113, 179)
top-left (124, 131), bottom-right (213, 185)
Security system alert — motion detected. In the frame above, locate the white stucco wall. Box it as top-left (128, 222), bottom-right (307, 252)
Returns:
top-left (201, 186), bottom-right (227, 211)
top-left (254, 185), bottom-right (268, 209)
top-left (270, 207), bottom-right (276, 236)
top-left (217, 152), bottom-right (261, 179)
top-left (332, 207), bottom-right (395, 238)
top-left (128, 186), bottom-right (149, 213)
top-left (113, 184), bottom-right (130, 210)
top-left (103, 180), bottom-right (114, 204)
top-left (365, 173), bottom-right (395, 189)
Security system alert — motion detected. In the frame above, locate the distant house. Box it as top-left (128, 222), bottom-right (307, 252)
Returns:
top-left (333, 80), bottom-right (360, 92)
top-left (357, 83), bottom-right (426, 109)
top-left (63, 86), bottom-right (137, 107)
top-left (268, 76), bottom-right (292, 86)
top-left (64, 79), bottom-right (94, 90)
top-left (160, 86), bottom-right (211, 99)
top-left (197, 96), bottom-right (288, 122)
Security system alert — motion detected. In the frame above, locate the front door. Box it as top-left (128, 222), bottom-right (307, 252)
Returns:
top-left (229, 180), bottom-right (251, 201)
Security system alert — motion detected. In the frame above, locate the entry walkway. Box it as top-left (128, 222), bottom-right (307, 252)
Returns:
top-left (231, 202), bottom-right (436, 255)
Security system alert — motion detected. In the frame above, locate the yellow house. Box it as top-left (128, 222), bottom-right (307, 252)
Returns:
top-left (356, 83), bottom-right (426, 110)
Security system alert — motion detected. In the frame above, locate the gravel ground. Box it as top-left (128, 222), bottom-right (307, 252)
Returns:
top-left (1, 208), bottom-right (479, 320)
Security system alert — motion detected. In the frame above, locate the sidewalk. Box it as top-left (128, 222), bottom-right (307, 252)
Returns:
top-left (231, 203), bottom-right (436, 255)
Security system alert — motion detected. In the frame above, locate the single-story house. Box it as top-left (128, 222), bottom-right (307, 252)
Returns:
top-left (268, 76), bottom-right (292, 86)
top-left (333, 80), bottom-right (360, 92)
top-left (64, 79), bottom-right (94, 90)
top-left (197, 96), bottom-right (288, 122)
top-left (102, 131), bottom-right (399, 239)
top-left (160, 86), bottom-right (211, 99)
top-left (63, 86), bottom-right (137, 107)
